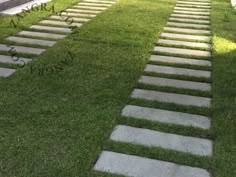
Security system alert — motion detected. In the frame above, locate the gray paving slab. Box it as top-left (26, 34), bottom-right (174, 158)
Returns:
top-left (139, 75), bottom-right (211, 91)
top-left (174, 7), bottom-right (210, 12)
top-left (94, 151), bottom-right (211, 177)
top-left (131, 89), bottom-right (211, 107)
top-left (145, 64), bottom-right (211, 78)
top-left (60, 12), bottom-right (96, 18)
top-left (73, 5), bottom-right (107, 10)
top-left (6, 36), bottom-right (56, 47)
top-left (167, 22), bottom-right (210, 29)
top-left (157, 39), bottom-right (211, 49)
top-left (171, 13), bottom-right (210, 20)
top-left (110, 125), bottom-right (213, 156)
top-left (0, 54), bottom-right (32, 65)
top-left (122, 105), bottom-right (211, 129)
top-left (164, 27), bottom-right (211, 34)
top-left (174, 10), bottom-right (210, 15)
top-left (0, 44), bottom-right (45, 55)
top-left (79, 2), bottom-right (112, 7)
top-left (176, 4), bottom-right (211, 9)
top-left (66, 8), bottom-right (102, 14)
top-left (83, 0), bottom-right (116, 4)
top-left (161, 33), bottom-right (211, 42)
top-left (29, 25), bottom-right (72, 33)
top-left (149, 55), bottom-right (211, 66)
top-left (154, 46), bottom-right (211, 57)
top-left (18, 31), bottom-right (66, 39)
top-left (49, 15), bottom-right (90, 23)
top-left (169, 17), bottom-right (210, 24)
top-left (0, 67), bottom-right (16, 77)
top-left (177, 1), bottom-right (210, 5)
top-left (39, 20), bottom-right (83, 27)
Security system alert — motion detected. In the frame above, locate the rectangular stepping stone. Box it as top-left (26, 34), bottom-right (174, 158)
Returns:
top-left (157, 39), bottom-right (211, 49)
top-left (171, 13), bottom-right (210, 20)
top-left (66, 8), bottom-right (102, 14)
top-left (175, 7), bottom-right (210, 12)
top-left (0, 54), bottom-right (32, 65)
top-left (177, 1), bottom-right (210, 5)
top-left (0, 44), bottom-right (45, 55)
top-left (29, 25), bottom-right (72, 33)
top-left (176, 4), bottom-right (211, 9)
top-left (169, 17), bottom-right (210, 24)
top-left (79, 2), bottom-right (112, 7)
top-left (18, 31), bottom-right (66, 39)
top-left (139, 75), bottom-right (211, 91)
top-left (160, 33), bottom-right (211, 42)
top-left (73, 5), bottom-right (107, 10)
top-left (49, 15), bottom-right (90, 23)
top-left (144, 64), bottom-right (211, 78)
top-left (164, 27), bottom-right (211, 35)
top-left (0, 67), bottom-right (16, 77)
top-left (6, 36), bottom-right (56, 47)
top-left (83, 0), bottom-right (116, 4)
top-left (39, 20), bottom-right (83, 27)
top-left (122, 105), bottom-right (211, 129)
top-left (94, 151), bottom-right (211, 177)
top-left (149, 55), bottom-right (211, 66)
top-left (110, 125), bottom-right (213, 156)
top-left (131, 89), bottom-right (211, 107)
top-left (154, 46), bottom-right (211, 57)
top-left (60, 12), bottom-right (96, 18)
top-left (174, 10), bottom-right (210, 15)
top-left (167, 22), bottom-right (210, 29)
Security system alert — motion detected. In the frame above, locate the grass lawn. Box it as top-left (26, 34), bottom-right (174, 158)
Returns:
top-left (0, 0), bottom-right (235, 177)
top-left (0, 0), bottom-right (175, 176)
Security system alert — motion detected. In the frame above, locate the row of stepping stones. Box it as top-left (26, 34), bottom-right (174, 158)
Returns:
top-left (0, 0), bottom-right (118, 78)
top-left (94, 0), bottom-right (213, 177)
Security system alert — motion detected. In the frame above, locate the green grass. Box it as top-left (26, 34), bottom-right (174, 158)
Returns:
top-left (0, 0), bottom-right (175, 177)
top-left (211, 0), bottom-right (236, 177)
top-left (0, 0), bottom-right (235, 177)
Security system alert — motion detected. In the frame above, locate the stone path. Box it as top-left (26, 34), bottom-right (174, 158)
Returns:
top-left (0, 0), bottom-right (118, 78)
top-left (94, 0), bottom-right (213, 176)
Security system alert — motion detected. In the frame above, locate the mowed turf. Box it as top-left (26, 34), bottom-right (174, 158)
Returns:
top-left (211, 0), bottom-right (236, 177)
top-left (0, 0), bottom-right (235, 177)
top-left (0, 0), bottom-right (174, 177)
